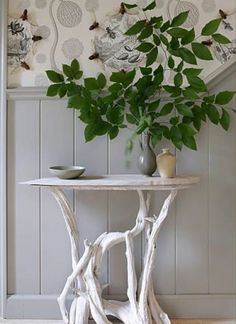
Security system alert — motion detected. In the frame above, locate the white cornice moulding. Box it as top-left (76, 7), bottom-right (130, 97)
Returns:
top-left (6, 57), bottom-right (236, 101)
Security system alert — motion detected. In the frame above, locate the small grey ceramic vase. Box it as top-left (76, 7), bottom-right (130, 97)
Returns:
top-left (138, 133), bottom-right (157, 176)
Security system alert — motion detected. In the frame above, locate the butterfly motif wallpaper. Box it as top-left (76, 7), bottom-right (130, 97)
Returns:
top-left (7, 0), bottom-right (236, 87)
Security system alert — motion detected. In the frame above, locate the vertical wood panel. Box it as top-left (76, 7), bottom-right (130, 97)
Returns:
top-left (75, 119), bottom-right (108, 287)
top-left (152, 141), bottom-right (176, 295)
top-left (109, 129), bottom-right (141, 295)
top-left (5, 68), bottom-right (236, 312)
top-left (7, 100), bottom-right (40, 294)
top-left (208, 76), bottom-right (236, 294)
top-left (151, 191), bottom-right (176, 295)
top-left (176, 125), bottom-right (209, 294)
top-left (40, 100), bottom-right (74, 294)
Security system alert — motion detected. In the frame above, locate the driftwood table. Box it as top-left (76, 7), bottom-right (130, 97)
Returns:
top-left (24, 175), bottom-right (199, 324)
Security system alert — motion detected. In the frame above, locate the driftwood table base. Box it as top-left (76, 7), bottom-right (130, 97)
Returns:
top-left (23, 175), bottom-right (199, 324)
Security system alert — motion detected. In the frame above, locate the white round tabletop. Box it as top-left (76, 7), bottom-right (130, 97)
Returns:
top-left (22, 174), bottom-right (199, 191)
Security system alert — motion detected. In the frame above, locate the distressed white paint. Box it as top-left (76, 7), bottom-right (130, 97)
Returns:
top-left (23, 178), bottom-right (195, 324)
top-left (3, 69), bottom-right (236, 319)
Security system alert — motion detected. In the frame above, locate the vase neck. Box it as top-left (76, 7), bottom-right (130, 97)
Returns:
top-left (162, 148), bottom-right (170, 154)
top-left (143, 133), bottom-right (151, 148)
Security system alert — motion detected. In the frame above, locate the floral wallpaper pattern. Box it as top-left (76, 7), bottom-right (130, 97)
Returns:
top-left (8, 0), bottom-right (236, 87)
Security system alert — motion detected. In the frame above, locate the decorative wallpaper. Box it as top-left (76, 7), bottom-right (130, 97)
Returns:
top-left (8, 0), bottom-right (236, 87)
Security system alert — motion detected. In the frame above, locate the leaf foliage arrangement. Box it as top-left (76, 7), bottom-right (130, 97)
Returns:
top-left (46, 2), bottom-right (236, 152)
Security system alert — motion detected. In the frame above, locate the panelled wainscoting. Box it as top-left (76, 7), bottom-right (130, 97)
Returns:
top-left (5, 65), bottom-right (236, 319)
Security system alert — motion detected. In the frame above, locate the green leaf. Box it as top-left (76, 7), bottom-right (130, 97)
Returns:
top-left (176, 60), bottom-right (184, 72)
top-left (215, 91), bottom-right (236, 105)
top-left (58, 83), bottom-right (67, 98)
top-left (71, 59), bottom-right (80, 72)
top-left (183, 88), bottom-right (199, 99)
top-left (136, 42), bottom-right (154, 52)
top-left (192, 42), bottom-right (213, 60)
top-left (174, 73), bottom-right (183, 87)
top-left (170, 37), bottom-right (180, 50)
top-left (85, 124), bottom-right (96, 142)
top-left (160, 102), bottom-right (174, 116)
top-left (63, 64), bottom-right (74, 79)
top-left (97, 73), bottom-right (106, 88)
top-left (68, 95), bottom-right (82, 109)
top-left (123, 3), bottom-right (137, 9)
top-left (110, 71), bottom-right (125, 83)
top-left (148, 99), bottom-right (161, 111)
top-left (168, 56), bottom-right (175, 69)
top-left (220, 108), bottom-right (230, 130)
top-left (144, 84), bottom-right (158, 97)
top-left (171, 10), bottom-right (189, 27)
top-left (201, 18), bottom-right (222, 36)
top-left (140, 67), bottom-right (152, 75)
top-left (130, 104), bottom-right (140, 119)
top-left (153, 34), bottom-right (161, 46)
top-left (176, 103), bottom-right (193, 117)
top-left (179, 48), bottom-right (197, 65)
top-left (163, 86), bottom-right (181, 97)
top-left (126, 113), bottom-right (137, 124)
top-left (193, 118), bottom-right (201, 131)
top-left (135, 75), bottom-right (152, 91)
top-left (160, 34), bottom-right (169, 46)
top-left (187, 76), bottom-right (207, 92)
top-left (167, 27), bottom-right (188, 38)
top-left (192, 105), bottom-right (206, 121)
top-left (106, 107), bottom-right (121, 124)
top-left (153, 64), bottom-right (164, 85)
top-left (151, 132), bottom-right (162, 147)
top-left (212, 33), bottom-right (231, 44)
top-left (138, 26), bottom-right (153, 40)
top-left (146, 47), bottom-right (158, 66)
top-left (125, 20), bottom-right (146, 35)
top-left (74, 70), bottom-right (83, 80)
top-left (182, 135), bottom-right (197, 150)
top-left (46, 70), bottom-right (64, 83)
top-left (143, 1), bottom-right (156, 11)
top-left (150, 16), bottom-right (163, 28)
top-left (109, 83), bottom-right (123, 93)
top-left (183, 68), bottom-right (203, 76)
top-left (203, 94), bottom-right (215, 103)
top-left (160, 20), bottom-right (170, 32)
top-left (95, 120), bottom-right (111, 135)
top-left (136, 121), bottom-right (148, 134)
top-left (205, 103), bottom-right (220, 124)
top-left (170, 116), bottom-right (180, 125)
top-left (66, 82), bottom-right (79, 96)
top-left (179, 123), bottom-right (196, 136)
top-left (47, 83), bottom-right (61, 96)
top-left (181, 28), bottom-right (195, 45)
top-left (84, 77), bottom-right (99, 90)
top-left (170, 126), bottom-right (182, 142)
top-left (109, 126), bottom-right (119, 139)
top-left (124, 69), bottom-right (136, 87)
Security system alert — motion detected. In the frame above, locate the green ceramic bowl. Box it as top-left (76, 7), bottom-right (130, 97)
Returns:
top-left (49, 166), bottom-right (85, 179)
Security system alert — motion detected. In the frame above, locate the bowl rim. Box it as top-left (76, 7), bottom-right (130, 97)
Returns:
top-left (49, 165), bottom-right (86, 171)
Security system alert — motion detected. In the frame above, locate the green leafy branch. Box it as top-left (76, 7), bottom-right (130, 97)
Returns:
top-left (46, 4), bottom-right (236, 152)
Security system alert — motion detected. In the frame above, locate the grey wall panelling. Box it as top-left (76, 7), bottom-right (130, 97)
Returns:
top-left (2, 65), bottom-right (236, 320)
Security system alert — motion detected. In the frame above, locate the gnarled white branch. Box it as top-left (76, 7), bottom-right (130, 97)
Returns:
top-left (50, 188), bottom-right (178, 324)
